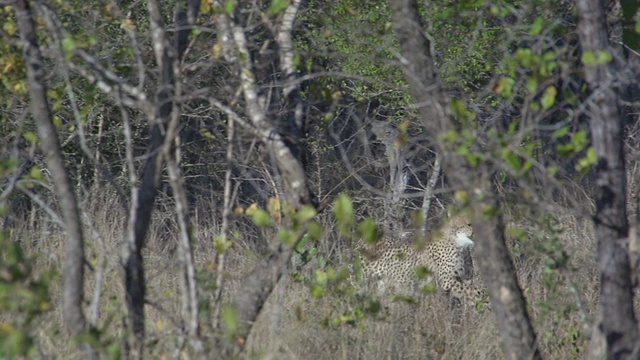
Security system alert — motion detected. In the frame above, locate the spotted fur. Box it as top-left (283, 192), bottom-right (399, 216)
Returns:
top-left (355, 216), bottom-right (487, 308)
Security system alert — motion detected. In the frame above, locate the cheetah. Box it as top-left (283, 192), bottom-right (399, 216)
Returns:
top-left (354, 216), bottom-right (488, 309)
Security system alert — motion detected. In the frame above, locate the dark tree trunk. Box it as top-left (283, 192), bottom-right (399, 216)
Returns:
top-left (576, 0), bottom-right (639, 358)
top-left (387, 0), bottom-right (542, 358)
top-left (122, 0), bottom-right (199, 349)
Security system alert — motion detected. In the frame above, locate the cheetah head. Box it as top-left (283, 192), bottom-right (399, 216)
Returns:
top-left (446, 216), bottom-right (474, 248)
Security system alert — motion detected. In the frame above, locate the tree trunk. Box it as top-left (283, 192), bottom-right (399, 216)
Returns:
top-left (576, 0), bottom-right (639, 358)
top-left (122, 0), bottom-right (199, 350)
top-left (387, 1), bottom-right (541, 358)
top-left (14, 0), bottom-right (91, 354)
top-left (216, 2), bottom-right (317, 356)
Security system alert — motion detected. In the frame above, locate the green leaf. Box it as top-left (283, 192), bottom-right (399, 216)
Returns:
top-left (268, 0), bottom-right (290, 16)
top-left (415, 266), bottom-right (430, 279)
top-left (529, 17), bottom-right (543, 35)
top-left (515, 48), bottom-right (535, 68)
top-left (465, 153), bottom-right (483, 167)
top-left (421, 283), bottom-right (437, 294)
top-left (556, 142), bottom-right (574, 156)
top-left (2, 20), bottom-right (17, 36)
top-left (552, 126), bottom-right (570, 139)
top-left (581, 50), bottom-right (612, 66)
top-left (526, 78), bottom-right (538, 93)
top-left (359, 218), bottom-right (381, 244)
top-left (503, 150), bottom-right (522, 171)
top-left (295, 233), bottom-right (310, 253)
top-left (310, 284), bottom-right (324, 298)
top-left (62, 37), bottom-right (75, 52)
top-left (213, 235), bottom-right (232, 253)
top-left (451, 98), bottom-right (466, 119)
top-left (223, 0), bottom-right (236, 14)
top-left (29, 167), bottom-right (43, 181)
top-left (440, 130), bottom-right (459, 143)
top-left (494, 77), bottom-right (515, 96)
top-left (306, 221), bottom-right (324, 240)
top-left (576, 147), bottom-right (597, 174)
top-left (297, 205), bottom-right (317, 222)
top-left (581, 51), bottom-right (597, 66)
top-left (222, 306), bottom-right (239, 335)
top-left (354, 255), bottom-right (364, 284)
top-left (541, 86), bottom-right (557, 109)
top-left (251, 209), bottom-right (271, 227)
top-left (53, 116), bottom-right (63, 128)
top-left (278, 229), bottom-right (294, 245)
top-left (597, 50), bottom-right (612, 64)
top-left (450, 98), bottom-right (475, 123)
top-left (334, 194), bottom-right (354, 224)
top-left (23, 132), bottom-right (38, 144)
top-left (293, 53), bottom-right (302, 68)
top-left (314, 270), bottom-right (328, 285)
top-left (572, 130), bottom-right (589, 152)
top-left (107, 343), bottom-right (122, 360)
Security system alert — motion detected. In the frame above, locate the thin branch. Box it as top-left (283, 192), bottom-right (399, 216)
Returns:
top-left (421, 151), bottom-right (441, 237)
top-left (17, 184), bottom-right (66, 230)
top-left (212, 115), bottom-right (235, 330)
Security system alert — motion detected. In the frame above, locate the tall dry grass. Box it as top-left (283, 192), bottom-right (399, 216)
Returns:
top-left (2, 187), bottom-right (608, 359)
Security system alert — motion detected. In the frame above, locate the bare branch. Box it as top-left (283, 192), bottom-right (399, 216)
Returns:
top-left (212, 113), bottom-right (236, 330)
top-left (421, 152), bottom-right (441, 237)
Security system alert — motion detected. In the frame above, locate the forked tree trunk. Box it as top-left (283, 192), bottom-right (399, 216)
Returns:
top-left (121, 1), bottom-right (200, 352)
top-left (387, 0), bottom-right (542, 358)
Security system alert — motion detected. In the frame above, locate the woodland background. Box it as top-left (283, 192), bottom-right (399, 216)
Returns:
top-left (1, 0), bottom-right (640, 359)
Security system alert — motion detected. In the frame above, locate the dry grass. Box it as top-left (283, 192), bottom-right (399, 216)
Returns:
top-left (2, 190), bottom-right (610, 359)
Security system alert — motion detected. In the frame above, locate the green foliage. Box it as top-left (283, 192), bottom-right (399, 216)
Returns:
top-left (0, 239), bottom-right (52, 358)
top-left (430, 3), bottom-right (504, 94)
top-left (575, 147), bottom-right (597, 174)
top-left (222, 306), bottom-right (240, 339)
top-left (301, 0), bottom-right (409, 105)
top-left (512, 213), bottom-right (588, 354)
top-left (267, 0), bottom-right (290, 16)
top-left (214, 234), bottom-right (233, 253)
top-left (556, 130), bottom-right (590, 156)
top-left (581, 50), bottom-right (613, 67)
top-left (334, 193), bottom-right (355, 235)
top-left (358, 218), bottom-right (383, 244)
top-left (450, 98), bottom-right (477, 125)
top-left (251, 208), bottom-right (272, 227)
top-left (222, 0), bottom-right (237, 14)
top-left (415, 265), bottom-right (431, 280)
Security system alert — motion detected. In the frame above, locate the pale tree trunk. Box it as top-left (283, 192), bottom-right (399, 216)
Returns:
top-left (576, 0), bottom-right (639, 358)
top-left (167, 0), bottom-right (201, 350)
top-left (387, 0), bottom-right (541, 358)
top-left (14, 0), bottom-right (93, 356)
